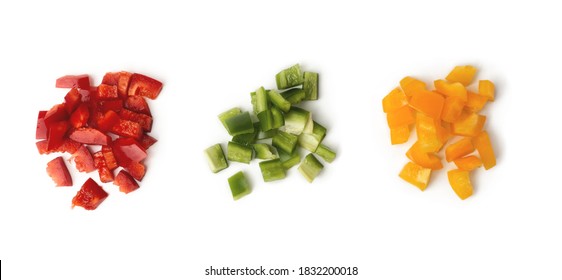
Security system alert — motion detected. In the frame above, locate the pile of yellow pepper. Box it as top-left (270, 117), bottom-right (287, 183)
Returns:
top-left (383, 66), bottom-right (496, 200)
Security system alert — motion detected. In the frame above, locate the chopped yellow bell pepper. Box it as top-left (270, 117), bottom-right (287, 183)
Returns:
top-left (382, 87), bottom-right (408, 113)
top-left (399, 161), bottom-right (432, 191)
top-left (434, 79), bottom-right (467, 101)
top-left (408, 90), bottom-right (445, 120)
top-left (452, 110), bottom-right (486, 137)
top-left (386, 105), bottom-right (415, 128)
top-left (453, 156), bottom-right (482, 171)
top-left (447, 169), bottom-right (473, 200)
top-left (472, 130), bottom-right (496, 170)
top-left (445, 137), bottom-right (475, 162)
top-left (390, 125), bottom-right (410, 145)
top-left (446, 65), bottom-right (477, 86)
top-left (400, 76), bottom-right (426, 97)
top-left (479, 80), bottom-right (495, 101)
top-left (441, 96), bottom-right (466, 123)
top-left (466, 91), bottom-right (488, 112)
top-left (384, 65), bottom-right (497, 200)
top-left (406, 142), bottom-right (443, 170)
top-left (416, 114), bottom-right (447, 152)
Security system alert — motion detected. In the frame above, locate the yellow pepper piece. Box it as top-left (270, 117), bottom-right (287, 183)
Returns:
top-left (399, 161), bottom-right (432, 191)
top-left (441, 96), bottom-right (466, 123)
top-left (445, 65), bottom-right (477, 86)
top-left (472, 130), bottom-right (496, 170)
top-left (466, 91), bottom-right (488, 112)
top-left (445, 138), bottom-right (475, 162)
top-left (416, 114), bottom-right (447, 152)
top-left (452, 110), bottom-right (486, 137)
top-left (453, 156), bottom-right (482, 171)
top-left (479, 80), bottom-right (495, 101)
top-left (406, 142), bottom-right (443, 170)
top-left (447, 169), bottom-right (473, 200)
top-left (400, 76), bottom-right (426, 97)
top-left (382, 87), bottom-right (408, 113)
top-left (434, 79), bottom-right (467, 101)
top-left (386, 105), bottom-right (415, 128)
top-left (408, 90), bottom-right (445, 120)
top-left (390, 125), bottom-right (410, 145)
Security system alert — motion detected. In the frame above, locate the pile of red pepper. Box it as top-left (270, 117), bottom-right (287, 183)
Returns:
top-left (36, 72), bottom-right (163, 210)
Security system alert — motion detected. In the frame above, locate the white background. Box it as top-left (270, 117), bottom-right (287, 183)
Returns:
top-left (1, 0), bottom-right (561, 279)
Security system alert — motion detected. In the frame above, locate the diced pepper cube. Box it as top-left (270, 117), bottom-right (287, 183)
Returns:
top-left (453, 156), bottom-right (482, 171)
top-left (447, 169), bottom-right (473, 200)
top-left (408, 90), bottom-right (445, 120)
top-left (445, 65), bottom-right (477, 86)
top-left (399, 161), bottom-right (431, 191)
top-left (445, 138), bottom-right (475, 162)
top-left (382, 87), bottom-right (408, 113)
top-left (451, 110), bottom-right (486, 137)
top-left (479, 80), bottom-right (495, 101)
top-left (472, 131), bottom-right (496, 170)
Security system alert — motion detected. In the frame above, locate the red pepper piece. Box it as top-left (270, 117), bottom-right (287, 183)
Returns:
top-left (124, 96), bottom-right (151, 116)
top-left (102, 71), bottom-right (132, 98)
top-left (125, 161), bottom-right (146, 181)
top-left (114, 170), bottom-right (140, 194)
top-left (36, 111), bottom-right (48, 139)
top-left (64, 88), bottom-right (82, 113)
top-left (93, 151), bottom-right (114, 183)
top-left (99, 99), bottom-right (123, 113)
top-left (101, 146), bottom-right (118, 170)
top-left (56, 74), bottom-right (90, 89)
top-left (69, 127), bottom-right (110, 146)
top-left (46, 156), bottom-right (72, 187)
top-left (110, 119), bottom-right (143, 139)
top-left (71, 145), bottom-right (96, 173)
top-left (96, 84), bottom-right (118, 100)
top-left (128, 73), bottom-right (163, 100)
top-left (44, 103), bottom-right (69, 127)
top-left (70, 103), bottom-right (90, 129)
top-left (139, 133), bottom-right (157, 150)
top-left (47, 121), bottom-right (70, 150)
top-left (37, 138), bottom-right (81, 155)
top-left (96, 110), bottom-right (120, 132)
top-left (72, 178), bottom-right (108, 210)
top-left (119, 109), bottom-right (153, 132)
top-left (112, 137), bottom-right (147, 165)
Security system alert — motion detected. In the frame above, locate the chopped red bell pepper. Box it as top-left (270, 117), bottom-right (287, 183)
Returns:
top-left (114, 170), bottom-right (140, 194)
top-left (99, 99), bottom-right (123, 113)
top-left (97, 84), bottom-right (119, 100)
top-left (64, 88), bottom-right (82, 113)
top-left (47, 121), bottom-right (70, 150)
top-left (119, 109), bottom-right (153, 132)
top-left (93, 151), bottom-right (114, 183)
top-left (46, 156), bottom-right (73, 187)
top-left (36, 111), bottom-right (48, 139)
top-left (96, 110), bottom-right (120, 132)
top-left (139, 133), bottom-right (158, 149)
top-left (72, 178), bottom-right (108, 210)
top-left (128, 73), bottom-right (163, 100)
top-left (56, 74), bottom-right (90, 89)
top-left (125, 161), bottom-right (146, 181)
top-left (69, 127), bottom-right (110, 146)
top-left (44, 103), bottom-right (69, 127)
top-left (102, 71), bottom-right (132, 98)
top-left (70, 103), bottom-right (90, 129)
top-left (124, 96), bottom-right (151, 116)
top-left (101, 146), bottom-right (118, 170)
top-left (110, 119), bottom-right (143, 139)
top-left (112, 137), bottom-right (147, 164)
top-left (36, 139), bottom-right (81, 155)
top-left (71, 145), bottom-right (96, 173)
